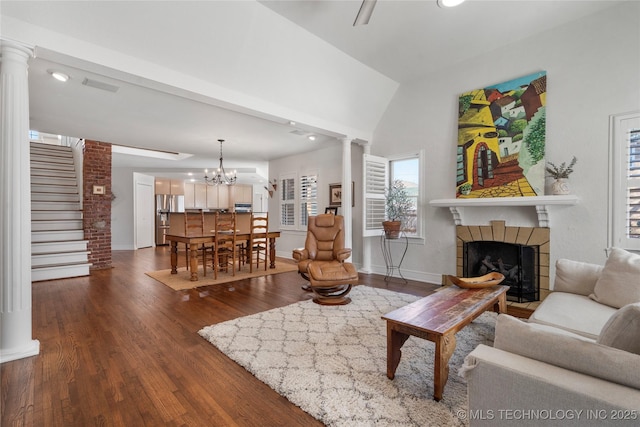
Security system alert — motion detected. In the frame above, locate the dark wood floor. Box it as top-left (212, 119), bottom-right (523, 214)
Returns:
top-left (2, 247), bottom-right (446, 427)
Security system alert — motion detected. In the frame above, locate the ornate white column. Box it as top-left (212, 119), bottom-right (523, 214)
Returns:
top-left (341, 137), bottom-right (354, 256)
top-left (0, 40), bottom-right (40, 363)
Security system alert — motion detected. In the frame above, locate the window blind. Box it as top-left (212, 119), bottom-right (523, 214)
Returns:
top-left (300, 174), bottom-right (318, 227)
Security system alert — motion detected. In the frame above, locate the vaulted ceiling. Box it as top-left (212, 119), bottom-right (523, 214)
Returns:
top-left (1, 1), bottom-right (622, 182)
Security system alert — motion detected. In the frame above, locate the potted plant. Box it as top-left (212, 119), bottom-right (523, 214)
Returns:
top-left (459, 183), bottom-right (472, 196)
top-left (545, 156), bottom-right (577, 195)
top-left (383, 179), bottom-right (412, 239)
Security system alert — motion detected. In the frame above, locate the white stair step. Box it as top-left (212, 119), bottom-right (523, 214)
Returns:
top-left (31, 161), bottom-right (75, 172)
top-left (32, 230), bottom-right (84, 242)
top-left (31, 175), bottom-right (77, 185)
top-left (32, 219), bottom-right (83, 231)
top-left (32, 251), bottom-right (90, 267)
top-left (30, 142), bottom-right (72, 152)
top-left (31, 169), bottom-right (77, 179)
top-left (31, 201), bottom-right (81, 211)
top-left (32, 211), bottom-right (82, 221)
top-left (31, 263), bottom-right (92, 282)
top-left (32, 240), bottom-right (88, 254)
top-left (30, 146), bottom-right (73, 158)
top-left (31, 153), bottom-right (74, 165)
top-left (31, 184), bottom-right (78, 194)
top-left (31, 193), bottom-right (80, 203)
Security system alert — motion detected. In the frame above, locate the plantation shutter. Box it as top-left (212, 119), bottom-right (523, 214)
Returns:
top-left (627, 129), bottom-right (640, 242)
top-left (300, 173), bottom-right (318, 227)
top-left (611, 112), bottom-right (640, 250)
top-left (280, 175), bottom-right (295, 228)
top-left (363, 154), bottom-right (388, 237)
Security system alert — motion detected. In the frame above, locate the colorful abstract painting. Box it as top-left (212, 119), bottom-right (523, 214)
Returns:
top-left (456, 71), bottom-right (546, 198)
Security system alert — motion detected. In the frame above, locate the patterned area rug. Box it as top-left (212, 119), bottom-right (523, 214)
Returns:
top-left (199, 286), bottom-right (497, 426)
top-left (146, 259), bottom-right (298, 290)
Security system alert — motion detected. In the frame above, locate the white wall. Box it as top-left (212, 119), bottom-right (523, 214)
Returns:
top-left (272, 2), bottom-right (640, 284)
top-left (268, 141), bottom-right (364, 261)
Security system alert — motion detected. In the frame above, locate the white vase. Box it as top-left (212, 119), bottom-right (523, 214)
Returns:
top-left (552, 178), bottom-right (570, 195)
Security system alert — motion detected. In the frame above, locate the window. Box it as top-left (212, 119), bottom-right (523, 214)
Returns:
top-left (279, 172), bottom-right (318, 229)
top-left (280, 174), bottom-right (295, 228)
top-left (609, 111), bottom-right (640, 251)
top-left (390, 156), bottom-right (420, 236)
top-left (363, 152), bottom-right (423, 238)
top-left (300, 173), bottom-right (318, 227)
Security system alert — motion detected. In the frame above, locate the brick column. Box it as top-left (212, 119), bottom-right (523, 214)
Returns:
top-left (83, 140), bottom-right (112, 269)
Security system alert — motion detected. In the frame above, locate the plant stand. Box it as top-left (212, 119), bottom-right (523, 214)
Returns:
top-left (380, 231), bottom-right (408, 284)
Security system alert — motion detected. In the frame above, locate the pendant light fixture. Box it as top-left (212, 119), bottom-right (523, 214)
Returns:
top-left (204, 139), bottom-right (237, 186)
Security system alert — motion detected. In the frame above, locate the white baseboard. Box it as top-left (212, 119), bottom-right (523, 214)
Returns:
top-left (112, 244), bottom-right (135, 250)
top-left (0, 340), bottom-right (40, 364)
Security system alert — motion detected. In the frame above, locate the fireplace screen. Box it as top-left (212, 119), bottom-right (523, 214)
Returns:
top-left (464, 241), bottom-right (539, 303)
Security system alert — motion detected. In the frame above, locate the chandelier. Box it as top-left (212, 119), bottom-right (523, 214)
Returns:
top-left (204, 139), bottom-right (237, 186)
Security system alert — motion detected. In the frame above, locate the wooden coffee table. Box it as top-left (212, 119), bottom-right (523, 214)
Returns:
top-left (382, 285), bottom-right (508, 401)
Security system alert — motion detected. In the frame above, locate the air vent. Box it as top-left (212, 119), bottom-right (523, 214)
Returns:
top-left (82, 78), bottom-right (120, 93)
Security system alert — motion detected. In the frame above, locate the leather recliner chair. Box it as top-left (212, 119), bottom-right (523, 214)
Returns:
top-left (292, 214), bottom-right (358, 305)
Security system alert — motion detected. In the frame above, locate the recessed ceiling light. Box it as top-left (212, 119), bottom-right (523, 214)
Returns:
top-left (308, 135), bottom-right (316, 141)
top-left (437, 0), bottom-right (466, 8)
top-left (48, 70), bottom-right (70, 82)
top-left (288, 121), bottom-right (296, 126)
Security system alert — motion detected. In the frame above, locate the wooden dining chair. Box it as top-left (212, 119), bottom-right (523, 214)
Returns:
top-left (248, 212), bottom-right (268, 273)
top-left (213, 212), bottom-right (238, 279)
top-left (184, 209), bottom-right (210, 275)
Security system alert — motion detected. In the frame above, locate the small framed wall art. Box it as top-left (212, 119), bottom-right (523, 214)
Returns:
top-left (329, 182), bottom-right (355, 207)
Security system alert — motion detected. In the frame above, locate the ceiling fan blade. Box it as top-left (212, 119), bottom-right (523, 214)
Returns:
top-left (353, 0), bottom-right (377, 26)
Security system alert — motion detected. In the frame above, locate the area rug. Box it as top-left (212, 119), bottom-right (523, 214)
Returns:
top-left (146, 260), bottom-right (298, 290)
top-left (199, 285), bottom-right (497, 426)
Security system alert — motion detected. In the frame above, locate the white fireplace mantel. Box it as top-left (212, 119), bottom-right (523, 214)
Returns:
top-left (429, 195), bottom-right (579, 227)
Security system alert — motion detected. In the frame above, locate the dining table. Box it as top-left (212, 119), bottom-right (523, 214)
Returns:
top-left (165, 231), bottom-right (282, 281)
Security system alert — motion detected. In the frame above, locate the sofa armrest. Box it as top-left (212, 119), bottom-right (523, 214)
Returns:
top-left (495, 314), bottom-right (640, 389)
top-left (462, 345), bottom-right (640, 426)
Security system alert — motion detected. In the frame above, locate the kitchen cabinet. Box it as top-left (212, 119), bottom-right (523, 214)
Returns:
top-left (184, 183), bottom-right (195, 207)
top-left (155, 178), bottom-right (170, 195)
top-left (195, 184), bottom-right (207, 208)
top-left (219, 185), bottom-right (229, 208)
top-left (232, 184), bottom-right (253, 204)
top-left (206, 185), bottom-right (230, 209)
top-left (184, 183), bottom-right (208, 208)
top-left (155, 178), bottom-right (184, 195)
top-left (170, 180), bottom-right (184, 195)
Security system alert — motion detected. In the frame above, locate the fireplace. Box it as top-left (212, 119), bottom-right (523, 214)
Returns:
top-left (455, 220), bottom-right (550, 303)
top-left (464, 240), bottom-right (539, 302)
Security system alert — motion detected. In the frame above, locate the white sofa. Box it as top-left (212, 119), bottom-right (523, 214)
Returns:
top-left (460, 248), bottom-right (640, 426)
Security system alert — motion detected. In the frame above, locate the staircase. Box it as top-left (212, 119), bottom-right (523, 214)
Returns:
top-left (30, 142), bottom-right (91, 281)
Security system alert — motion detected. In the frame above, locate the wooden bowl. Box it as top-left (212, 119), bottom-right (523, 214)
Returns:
top-left (447, 272), bottom-right (505, 289)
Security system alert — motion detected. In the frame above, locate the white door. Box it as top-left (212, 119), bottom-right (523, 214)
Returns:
top-left (134, 174), bottom-right (155, 249)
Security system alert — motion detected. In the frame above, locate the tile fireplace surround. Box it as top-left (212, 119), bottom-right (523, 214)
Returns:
top-left (456, 220), bottom-right (550, 301)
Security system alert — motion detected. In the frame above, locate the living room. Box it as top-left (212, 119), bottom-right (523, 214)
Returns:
top-left (1, 1), bottom-right (639, 425)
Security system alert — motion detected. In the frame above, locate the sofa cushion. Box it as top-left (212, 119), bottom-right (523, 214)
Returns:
top-left (554, 258), bottom-right (603, 296)
top-left (494, 314), bottom-right (640, 390)
top-left (597, 302), bottom-right (640, 355)
top-left (590, 248), bottom-right (640, 308)
top-left (528, 292), bottom-right (617, 339)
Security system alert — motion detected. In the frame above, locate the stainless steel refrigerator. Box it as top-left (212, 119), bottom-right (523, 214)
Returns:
top-left (155, 194), bottom-right (184, 245)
